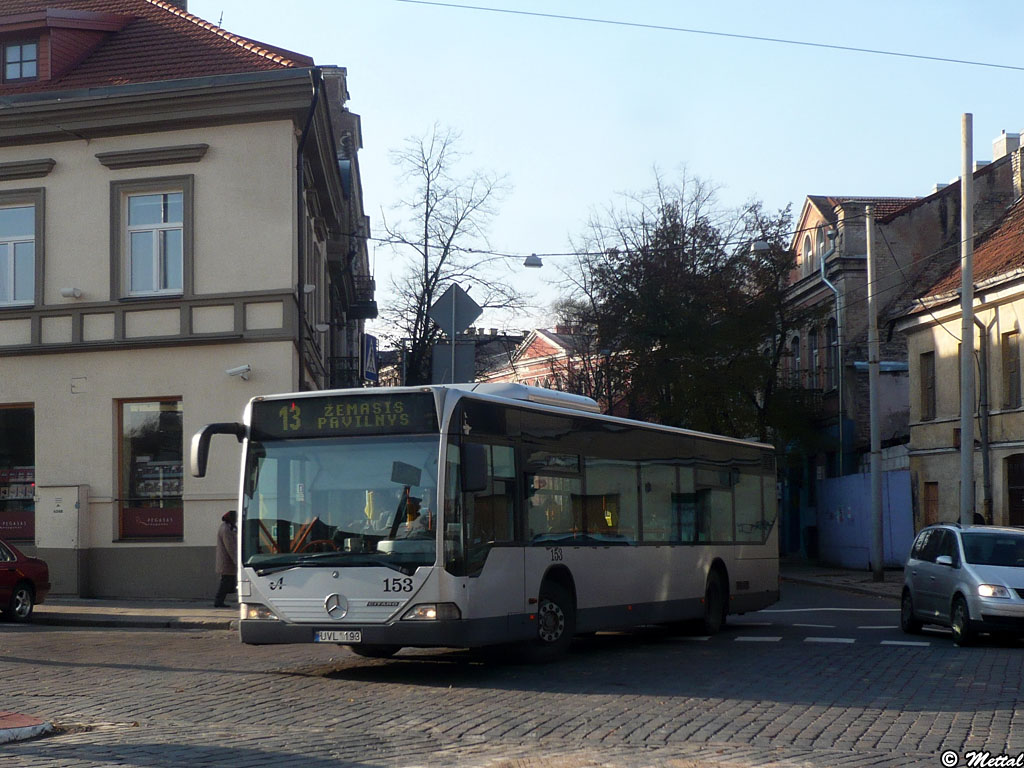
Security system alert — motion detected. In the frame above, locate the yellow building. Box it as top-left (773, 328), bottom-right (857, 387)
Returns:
top-left (898, 192), bottom-right (1024, 528)
top-left (0, 0), bottom-right (373, 598)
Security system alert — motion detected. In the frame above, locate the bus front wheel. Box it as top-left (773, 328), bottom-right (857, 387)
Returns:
top-left (525, 582), bottom-right (575, 662)
top-left (701, 569), bottom-right (727, 635)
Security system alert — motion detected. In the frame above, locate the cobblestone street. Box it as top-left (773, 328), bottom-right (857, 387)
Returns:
top-left (3, 586), bottom-right (1023, 768)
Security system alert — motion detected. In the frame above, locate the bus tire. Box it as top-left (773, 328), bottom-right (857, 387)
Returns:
top-left (525, 582), bottom-right (575, 662)
top-left (701, 569), bottom-right (727, 635)
top-left (349, 644), bottom-right (401, 658)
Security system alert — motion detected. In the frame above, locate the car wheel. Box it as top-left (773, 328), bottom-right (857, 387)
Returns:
top-left (701, 569), bottom-right (728, 636)
top-left (900, 589), bottom-right (922, 634)
top-left (6, 581), bottom-right (35, 623)
top-left (951, 596), bottom-right (975, 647)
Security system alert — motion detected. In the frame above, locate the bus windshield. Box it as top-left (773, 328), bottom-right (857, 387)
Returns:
top-left (241, 435), bottom-right (440, 573)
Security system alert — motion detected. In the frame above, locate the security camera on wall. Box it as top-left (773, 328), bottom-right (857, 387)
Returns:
top-left (225, 364), bottom-right (251, 380)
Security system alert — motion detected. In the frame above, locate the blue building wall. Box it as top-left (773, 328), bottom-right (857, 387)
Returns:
top-left (815, 470), bottom-right (913, 568)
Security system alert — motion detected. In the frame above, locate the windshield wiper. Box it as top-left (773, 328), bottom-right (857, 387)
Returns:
top-left (252, 552), bottom-right (400, 576)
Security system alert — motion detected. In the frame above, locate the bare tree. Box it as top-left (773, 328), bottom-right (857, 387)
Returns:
top-left (380, 125), bottom-right (527, 384)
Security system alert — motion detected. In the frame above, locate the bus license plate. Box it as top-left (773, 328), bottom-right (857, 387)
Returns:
top-left (315, 630), bottom-right (362, 643)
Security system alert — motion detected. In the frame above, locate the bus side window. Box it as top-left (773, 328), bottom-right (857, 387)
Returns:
top-left (465, 443), bottom-right (515, 576)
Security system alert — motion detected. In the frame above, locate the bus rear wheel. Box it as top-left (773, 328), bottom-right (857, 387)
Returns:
top-left (349, 644), bottom-right (401, 658)
top-left (524, 582), bottom-right (575, 662)
top-left (701, 569), bottom-right (727, 635)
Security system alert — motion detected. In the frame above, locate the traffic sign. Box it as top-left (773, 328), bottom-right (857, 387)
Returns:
top-left (362, 334), bottom-right (379, 382)
top-left (429, 284), bottom-right (482, 338)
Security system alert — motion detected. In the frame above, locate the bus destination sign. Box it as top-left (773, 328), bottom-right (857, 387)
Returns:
top-left (252, 394), bottom-right (438, 438)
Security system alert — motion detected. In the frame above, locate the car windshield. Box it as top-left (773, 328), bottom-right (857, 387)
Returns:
top-left (241, 435), bottom-right (440, 573)
top-left (961, 532), bottom-right (1024, 567)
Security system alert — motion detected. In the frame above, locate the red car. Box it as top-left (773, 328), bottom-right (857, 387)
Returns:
top-left (0, 538), bottom-right (50, 622)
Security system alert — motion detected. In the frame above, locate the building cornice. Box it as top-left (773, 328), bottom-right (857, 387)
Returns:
top-left (0, 158), bottom-right (56, 180)
top-left (95, 143), bottom-right (209, 169)
top-left (0, 68), bottom-right (318, 145)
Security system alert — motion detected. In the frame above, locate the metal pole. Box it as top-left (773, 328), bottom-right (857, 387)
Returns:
top-left (960, 113), bottom-right (976, 527)
top-left (866, 205), bottom-right (884, 581)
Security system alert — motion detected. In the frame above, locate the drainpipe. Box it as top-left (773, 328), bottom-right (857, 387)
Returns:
top-left (974, 315), bottom-right (995, 523)
top-left (819, 230), bottom-right (843, 473)
top-left (296, 68), bottom-right (322, 390)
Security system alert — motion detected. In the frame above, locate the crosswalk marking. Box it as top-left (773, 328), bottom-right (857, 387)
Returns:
top-left (881, 640), bottom-right (930, 647)
top-left (804, 637), bottom-right (856, 644)
top-left (793, 623), bottom-right (836, 628)
top-left (858, 625), bottom-right (897, 630)
top-left (735, 636), bottom-right (782, 642)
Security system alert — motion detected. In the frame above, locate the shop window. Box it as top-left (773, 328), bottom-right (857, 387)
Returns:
top-left (119, 399), bottom-right (183, 539)
top-left (0, 406), bottom-right (34, 541)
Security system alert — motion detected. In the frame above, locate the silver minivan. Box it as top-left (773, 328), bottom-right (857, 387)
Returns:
top-left (901, 524), bottom-right (1024, 645)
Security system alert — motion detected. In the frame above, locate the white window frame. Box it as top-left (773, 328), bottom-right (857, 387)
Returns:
top-left (0, 189), bottom-right (43, 308)
top-left (126, 191), bottom-right (183, 296)
top-left (110, 176), bottom-right (193, 300)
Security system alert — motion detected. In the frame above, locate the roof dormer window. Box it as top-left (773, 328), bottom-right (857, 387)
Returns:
top-left (3, 41), bottom-right (37, 82)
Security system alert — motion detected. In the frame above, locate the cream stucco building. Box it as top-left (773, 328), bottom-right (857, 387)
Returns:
top-left (0, 0), bottom-right (374, 598)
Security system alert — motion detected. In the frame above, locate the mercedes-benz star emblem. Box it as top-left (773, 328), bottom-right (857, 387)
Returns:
top-left (324, 593), bottom-right (349, 620)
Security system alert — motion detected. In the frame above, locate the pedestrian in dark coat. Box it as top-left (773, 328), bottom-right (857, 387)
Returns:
top-left (214, 510), bottom-right (237, 607)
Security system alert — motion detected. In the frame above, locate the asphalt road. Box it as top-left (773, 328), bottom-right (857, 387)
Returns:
top-left (1, 582), bottom-right (1022, 768)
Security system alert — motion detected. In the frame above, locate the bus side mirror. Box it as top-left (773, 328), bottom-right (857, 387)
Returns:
top-left (190, 422), bottom-right (246, 478)
top-left (461, 443), bottom-right (488, 493)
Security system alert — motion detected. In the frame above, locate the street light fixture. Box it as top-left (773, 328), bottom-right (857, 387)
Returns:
top-left (523, 253), bottom-right (543, 269)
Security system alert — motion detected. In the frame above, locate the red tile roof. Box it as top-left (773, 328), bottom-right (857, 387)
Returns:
top-left (922, 198), bottom-right (1024, 299)
top-left (0, 0), bottom-right (310, 95)
top-left (808, 195), bottom-right (919, 223)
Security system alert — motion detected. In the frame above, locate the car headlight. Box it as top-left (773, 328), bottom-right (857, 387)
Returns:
top-left (243, 603), bottom-right (279, 620)
top-left (401, 603), bottom-right (461, 621)
top-left (977, 584), bottom-right (1011, 599)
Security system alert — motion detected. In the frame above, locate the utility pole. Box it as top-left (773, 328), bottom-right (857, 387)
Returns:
top-left (960, 113), bottom-right (976, 527)
top-left (866, 205), bottom-right (884, 581)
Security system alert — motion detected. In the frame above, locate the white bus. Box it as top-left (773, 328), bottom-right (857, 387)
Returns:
top-left (191, 383), bottom-right (779, 659)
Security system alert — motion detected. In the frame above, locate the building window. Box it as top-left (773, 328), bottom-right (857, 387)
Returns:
top-left (802, 235), bottom-right (812, 276)
top-left (825, 318), bottom-right (838, 389)
top-left (0, 190), bottom-right (43, 307)
top-left (1003, 331), bottom-right (1021, 409)
top-left (790, 335), bottom-right (801, 387)
top-left (808, 328), bottom-right (820, 389)
top-left (923, 481), bottom-right (938, 526)
top-left (816, 226), bottom-right (826, 262)
top-left (920, 351), bottom-right (936, 421)
top-left (3, 41), bottom-right (37, 82)
top-left (118, 399), bottom-right (184, 540)
top-left (0, 406), bottom-right (34, 541)
top-left (111, 177), bottom-right (193, 299)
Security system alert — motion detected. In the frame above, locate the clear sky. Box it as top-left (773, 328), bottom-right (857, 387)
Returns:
top-left (190, 0), bottom-right (1024, 337)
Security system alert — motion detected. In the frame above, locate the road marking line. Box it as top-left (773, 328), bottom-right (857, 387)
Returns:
top-left (762, 607), bottom-right (899, 613)
top-left (734, 621), bottom-right (773, 627)
top-left (793, 623), bottom-right (836, 628)
top-left (881, 640), bottom-right (930, 647)
top-left (681, 636), bottom-right (711, 641)
top-left (735, 636), bottom-right (782, 642)
top-left (804, 637), bottom-right (856, 644)
top-left (858, 625), bottom-right (897, 629)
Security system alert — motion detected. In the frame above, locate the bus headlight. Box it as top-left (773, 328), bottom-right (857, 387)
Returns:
top-left (978, 584), bottom-right (1011, 599)
top-left (401, 603), bottom-right (461, 621)
top-left (243, 603), bottom-right (280, 620)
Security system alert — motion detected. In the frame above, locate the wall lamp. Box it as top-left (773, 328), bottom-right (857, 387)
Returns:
top-left (60, 287), bottom-right (82, 298)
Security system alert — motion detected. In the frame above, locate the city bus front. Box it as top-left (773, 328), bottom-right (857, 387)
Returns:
top-left (199, 390), bottom-right (476, 653)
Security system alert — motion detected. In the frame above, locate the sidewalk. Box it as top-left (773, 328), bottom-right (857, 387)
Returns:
top-left (780, 559), bottom-right (904, 600)
top-left (3, 564), bottom-right (898, 745)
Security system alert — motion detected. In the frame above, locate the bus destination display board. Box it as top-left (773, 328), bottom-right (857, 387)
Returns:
top-left (252, 394), bottom-right (438, 438)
